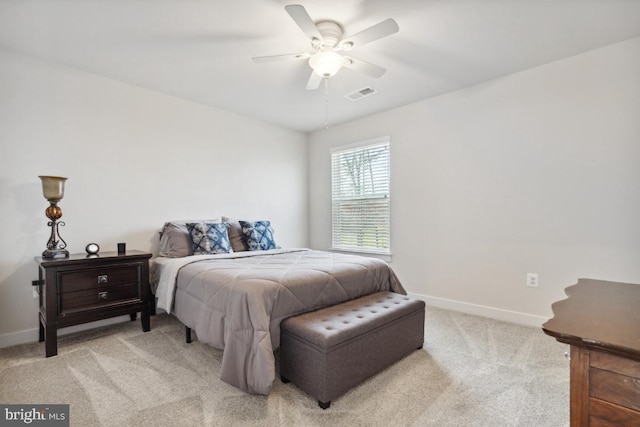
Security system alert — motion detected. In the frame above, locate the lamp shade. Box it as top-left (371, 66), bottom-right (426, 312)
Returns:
top-left (309, 51), bottom-right (345, 78)
top-left (39, 176), bottom-right (68, 202)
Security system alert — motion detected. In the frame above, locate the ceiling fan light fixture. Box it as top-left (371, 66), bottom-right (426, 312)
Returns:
top-left (309, 50), bottom-right (345, 78)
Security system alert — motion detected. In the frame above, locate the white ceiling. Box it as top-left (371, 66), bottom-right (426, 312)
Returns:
top-left (1, 0), bottom-right (640, 132)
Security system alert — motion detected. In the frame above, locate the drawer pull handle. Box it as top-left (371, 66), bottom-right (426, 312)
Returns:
top-left (98, 291), bottom-right (108, 300)
top-left (98, 275), bottom-right (108, 284)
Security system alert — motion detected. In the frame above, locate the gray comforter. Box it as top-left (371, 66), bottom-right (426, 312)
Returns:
top-left (155, 249), bottom-right (405, 394)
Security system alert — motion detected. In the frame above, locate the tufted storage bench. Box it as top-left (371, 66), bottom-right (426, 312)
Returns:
top-left (279, 291), bottom-right (425, 409)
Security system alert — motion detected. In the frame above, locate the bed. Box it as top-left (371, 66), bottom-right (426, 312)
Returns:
top-left (150, 219), bottom-right (405, 395)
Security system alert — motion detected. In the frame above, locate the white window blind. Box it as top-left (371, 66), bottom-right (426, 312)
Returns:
top-left (331, 138), bottom-right (390, 254)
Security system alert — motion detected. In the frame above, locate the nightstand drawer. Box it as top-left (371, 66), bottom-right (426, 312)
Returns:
top-left (59, 283), bottom-right (141, 315)
top-left (58, 263), bottom-right (141, 293)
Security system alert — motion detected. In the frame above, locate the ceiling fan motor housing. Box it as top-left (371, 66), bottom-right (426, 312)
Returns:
top-left (314, 21), bottom-right (343, 49)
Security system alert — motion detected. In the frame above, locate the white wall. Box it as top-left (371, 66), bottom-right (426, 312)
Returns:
top-left (309, 37), bottom-right (640, 325)
top-left (0, 47), bottom-right (308, 343)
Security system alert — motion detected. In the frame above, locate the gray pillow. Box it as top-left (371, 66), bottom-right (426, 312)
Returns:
top-left (222, 216), bottom-right (249, 252)
top-left (159, 218), bottom-right (222, 257)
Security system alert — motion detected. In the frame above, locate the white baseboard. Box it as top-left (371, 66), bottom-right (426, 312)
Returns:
top-left (1, 296), bottom-right (546, 348)
top-left (408, 292), bottom-right (549, 328)
top-left (0, 316), bottom-right (133, 349)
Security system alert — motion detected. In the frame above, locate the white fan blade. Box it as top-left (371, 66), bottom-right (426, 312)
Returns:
top-left (343, 56), bottom-right (387, 78)
top-left (252, 52), bottom-right (310, 63)
top-left (306, 71), bottom-right (323, 90)
top-left (285, 4), bottom-right (323, 43)
top-left (339, 18), bottom-right (399, 50)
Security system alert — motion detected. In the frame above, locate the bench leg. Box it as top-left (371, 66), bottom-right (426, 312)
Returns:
top-left (186, 326), bottom-right (192, 343)
top-left (281, 376), bottom-right (330, 409)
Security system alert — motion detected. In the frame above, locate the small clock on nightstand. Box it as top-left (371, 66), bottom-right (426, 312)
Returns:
top-left (85, 243), bottom-right (100, 256)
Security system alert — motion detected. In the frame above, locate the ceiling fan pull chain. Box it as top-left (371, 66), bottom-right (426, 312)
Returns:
top-left (324, 78), bottom-right (330, 129)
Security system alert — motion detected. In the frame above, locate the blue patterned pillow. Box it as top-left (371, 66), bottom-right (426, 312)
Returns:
top-left (239, 220), bottom-right (277, 251)
top-left (186, 222), bottom-right (232, 255)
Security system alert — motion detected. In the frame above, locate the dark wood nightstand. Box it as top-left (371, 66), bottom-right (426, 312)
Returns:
top-left (34, 250), bottom-right (152, 357)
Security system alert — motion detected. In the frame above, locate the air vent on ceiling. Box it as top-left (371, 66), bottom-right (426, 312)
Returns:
top-left (345, 86), bottom-right (378, 101)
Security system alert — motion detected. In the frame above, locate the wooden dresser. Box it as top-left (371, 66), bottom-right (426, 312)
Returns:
top-left (542, 279), bottom-right (640, 426)
top-left (35, 250), bottom-right (152, 357)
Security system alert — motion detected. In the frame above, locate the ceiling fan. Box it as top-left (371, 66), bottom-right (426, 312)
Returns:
top-left (252, 4), bottom-right (399, 90)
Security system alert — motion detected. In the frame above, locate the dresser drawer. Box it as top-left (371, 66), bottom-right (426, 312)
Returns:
top-left (590, 367), bottom-right (640, 412)
top-left (57, 263), bottom-right (141, 293)
top-left (589, 351), bottom-right (640, 421)
top-left (590, 397), bottom-right (640, 426)
top-left (589, 351), bottom-right (640, 413)
top-left (59, 283), bottom-right (141, 315)
top-left (591, 351), bottom-right (640, 378)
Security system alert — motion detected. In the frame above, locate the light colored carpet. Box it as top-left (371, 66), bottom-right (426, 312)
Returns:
top-left (0, 307), bottom-right (569, 426)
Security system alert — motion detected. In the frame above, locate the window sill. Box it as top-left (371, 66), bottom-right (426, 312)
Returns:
top-left (329, 248), bottom-right (392, 262)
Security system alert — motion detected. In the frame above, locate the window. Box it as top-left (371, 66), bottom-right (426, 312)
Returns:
top-left (331, 137), bottom-right (390, 255)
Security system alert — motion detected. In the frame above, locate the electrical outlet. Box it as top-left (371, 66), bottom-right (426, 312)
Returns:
top-left (526, 273), bottom-right (539, 287)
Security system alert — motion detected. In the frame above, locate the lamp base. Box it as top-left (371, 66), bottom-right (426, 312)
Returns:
top-left (42, 248), bottom-right (70, 259)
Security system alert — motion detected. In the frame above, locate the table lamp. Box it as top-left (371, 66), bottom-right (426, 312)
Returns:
top-left (39, 176), bottom-right (70, 258)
